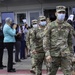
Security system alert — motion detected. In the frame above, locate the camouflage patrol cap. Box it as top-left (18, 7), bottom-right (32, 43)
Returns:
top-left (32, 19), bottom-right (37, 25)
top-left (39, 16), bottom-right (46, 21)
top-left (56, 6), bottom-right (66, 12)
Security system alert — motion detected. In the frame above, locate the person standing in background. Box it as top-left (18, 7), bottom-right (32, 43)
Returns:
top-left (3, 17), bottom-right (17, 72)
top-left (24, 23), bottom-right (29, 58)
top-left (15, 24), bottom-right (21, 62)
top-left (67, 14), bottom-right (74, 25)
top-left (0, 23), bottom-right (6, 69)
top-left (20, 20), bottom-right (27, 59)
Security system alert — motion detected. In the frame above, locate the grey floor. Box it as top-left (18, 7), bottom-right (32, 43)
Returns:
top-left (0, 49), bottom-right (63, 75)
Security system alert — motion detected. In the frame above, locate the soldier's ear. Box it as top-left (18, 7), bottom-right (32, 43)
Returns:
top-left (55, 12), bottom-right (57, 17)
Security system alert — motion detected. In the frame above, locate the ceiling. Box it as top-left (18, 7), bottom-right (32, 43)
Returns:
top-left (0, 0), bottom-right (74, 7)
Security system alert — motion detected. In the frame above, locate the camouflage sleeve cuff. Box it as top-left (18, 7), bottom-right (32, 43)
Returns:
top-left (27, 45), bottom-right (30, 50)
top-left (45, 50), bottom-right (50, 57)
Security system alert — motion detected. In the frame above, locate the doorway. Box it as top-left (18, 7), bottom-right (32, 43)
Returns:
top-left (44, 8), bottom-right (68, 22)
top-left (44, 9), bottom-right (56, 21)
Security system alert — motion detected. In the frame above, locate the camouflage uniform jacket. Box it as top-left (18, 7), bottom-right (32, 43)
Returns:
top-left (43, 20), bottom-right (75, 57)
top-left (26, 28), bottom-right (35, 51)
top-left (28, 27), bottom-right (45, 53)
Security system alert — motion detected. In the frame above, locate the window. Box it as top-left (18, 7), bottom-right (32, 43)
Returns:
top-left (30, 12), bottom-right (39, 25)
top-left (1, 12), bottom-right (14, 25)
top-left (72, 7), bottom-right (75, 15)
top-left (17, 13), bottom-right (26, 24)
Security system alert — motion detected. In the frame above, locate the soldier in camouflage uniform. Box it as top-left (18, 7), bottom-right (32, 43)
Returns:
top-left (43, 6), bottom-right (75, 75)
top-left (30, 16), bottom-right (47, 75)
top-left (26, 19), bottom-right (38, 74)
top-left (44, 17), bottom-right (51, 73)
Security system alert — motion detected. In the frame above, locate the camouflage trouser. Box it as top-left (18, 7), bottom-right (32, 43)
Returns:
top-left (31, 53), bottom-right (36, 69)
top-left (48, 56), bottom-right (72, 75)
top-left (72, 62), bottom-right (75, 75)
top-left (72, 62), bottom-right (75, 71)
top-left (44, 59), bottom-right (51, 73)
top-left (34, 53), bottom-right (45, 75)
top-left (31, 57), bottom-right (36, 68)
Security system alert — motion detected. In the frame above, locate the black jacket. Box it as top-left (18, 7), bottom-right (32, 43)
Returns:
top-left (15, 26), bottom-right (21, 41)
top-left (0, 28), bottom-right (4, 48)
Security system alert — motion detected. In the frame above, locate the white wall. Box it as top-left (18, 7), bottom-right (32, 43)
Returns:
top-left (0, 1), bottom-right (75, 23)
top-left (0, 4), bottom-right (42, 24)
top-left (0, 1), bottom-right (75, 12)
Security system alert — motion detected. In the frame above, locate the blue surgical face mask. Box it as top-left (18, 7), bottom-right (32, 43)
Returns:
top-left (57, 13), bottom-right (65, 21)
top-left (39, 21), bottom-right (46, 26)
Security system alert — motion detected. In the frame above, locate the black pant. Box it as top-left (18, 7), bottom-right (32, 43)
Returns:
top-left (4, 43), bottom-right (14, 71)
top-left (15, 41), bottom-right (21, 61)
top-left (0, 47), bottom-right (4, 67)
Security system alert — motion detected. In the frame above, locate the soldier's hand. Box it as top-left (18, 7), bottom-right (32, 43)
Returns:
top-left (32, 50), bottom-right (37, 54)
top-left (46, 56), bottom-right (52, 63)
